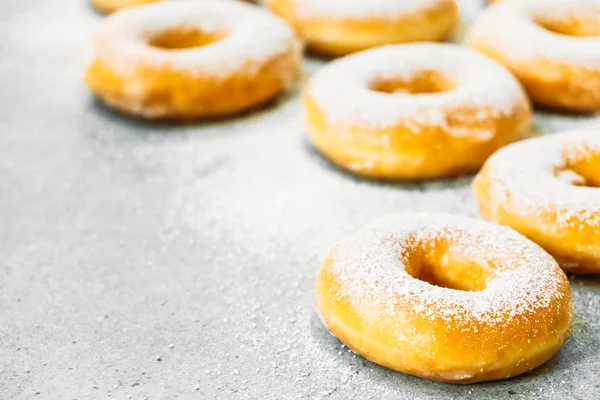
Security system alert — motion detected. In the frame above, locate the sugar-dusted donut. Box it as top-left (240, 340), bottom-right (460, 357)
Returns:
top-left (85, 0), bottom-right (301, 120)
top-left (265, 0), bottom-right (459, 56)
top-left (466, 0), bottom-right (600, 112)
top-left (474, 130), bottom-right (600, 274)
top-left (303, 44), bottom-right (531, 180)
top-left (316, 213), bottom-right (573, 383)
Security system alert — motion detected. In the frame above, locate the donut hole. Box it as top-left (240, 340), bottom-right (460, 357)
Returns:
top-left (146, 26), bottom-right (227, 50)
top-left (557, 142), bottom-right (600, 187)
top-left (554, 168), bottom-right (589, 187)
top-left (369, 71), bottom-right (456, 95)
top-left (534, 15), bottom-right (600, 37)
top-left (404, 247), bottom-right (492, 292)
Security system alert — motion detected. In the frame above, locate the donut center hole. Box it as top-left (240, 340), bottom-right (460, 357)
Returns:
top-left (147, 26), bottom-right (227, 50)
top-left (557, 143), bottom-right (600, 188)
top-left (554, 168), bottom-right (599, 188)
top-left (369, 71), bottom-right (455, 95)
top-left (405, 249), bottom-right (492, 292)
top-left (534, 15), bottom-right (600, 37)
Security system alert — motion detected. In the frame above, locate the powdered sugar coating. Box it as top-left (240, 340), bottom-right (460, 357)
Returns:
top-left (327, 214), bottom-right (568, 327)
top-left (90, 0), bottom-right (297, 76)
top-left (466, 0), bottom-right (600, 69)
top-left (281, 0), bottom-right (446, 19)
top-left (306, 44), bottom-right (527, 130)
top-left (481, 129), bottom-right (600, 232)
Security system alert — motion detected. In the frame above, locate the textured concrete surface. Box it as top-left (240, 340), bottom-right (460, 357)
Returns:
top-left (2, 0), bottom-right (600, 399)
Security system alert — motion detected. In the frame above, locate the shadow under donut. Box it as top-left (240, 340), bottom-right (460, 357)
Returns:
top-left (301, 136), bottom-right (476, 191)
top-left (86, 87), bottom-right (297, 133)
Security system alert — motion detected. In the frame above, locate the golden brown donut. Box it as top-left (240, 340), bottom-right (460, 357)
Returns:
top-left (265, 0), bottom-right (459, 56)
top-left (303, 44), bottom-right (531, 180)
top-left (316, 213), bottom-right (573, 383)
top-left (466, 0), bottom-right (600, 112)
top-left (474, 129), bottom-right (600, 274)
top-left (85, 0), bottom-right (301, 120)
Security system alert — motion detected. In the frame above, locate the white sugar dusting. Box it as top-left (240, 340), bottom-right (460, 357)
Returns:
top-left (283, 0), bottom-right (446, 18)
top-left (483, 129), bottom-right (600, 231)
top-left (466, 0), bottom-right (600, 69)
top-left (90, 0), bottom-right (297, 76)
top-left (329, 214), bottom-right (567, 326)
top-left (306, 44), bottom-right (527, 130)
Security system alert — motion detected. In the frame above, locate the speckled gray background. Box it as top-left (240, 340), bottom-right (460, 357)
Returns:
top-left (1, 0), bottom-right (600, 399)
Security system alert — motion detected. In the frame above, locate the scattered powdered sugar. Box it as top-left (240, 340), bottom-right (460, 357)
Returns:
top-left (482, 129), bottom-right (600, 231)
top-left (306, 43), bottom-right (527, 131)
top-left (281, 0), bottom-right (446, 19)
top-left (328, 213), bottom-right (568, 327)
top-left (91, 0), bottom-right (297, 76)
top-left (466, 0), bottom-right (600, 69)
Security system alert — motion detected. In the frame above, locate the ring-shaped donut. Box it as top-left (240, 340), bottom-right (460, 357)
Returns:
top-left (303, 44), bottom-right (531, 179)
top-left (266, 0), bottom-right (459, 56)
top-left (315, 213), bottom-right (573, 383)
top-left (85, 0), bottom-right (301, 120)
top-left (474, 130), bottom-right (600, 274)
top-left (467, 0), bottom-right (600, 112)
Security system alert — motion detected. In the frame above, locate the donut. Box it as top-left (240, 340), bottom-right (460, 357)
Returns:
top-left (265, 0), bottom-right (459, 56)
top-left (466, 0), bottom-right (600, 112)
top-left (473, 130), bottom-right (600, 274)
top-left (84, 1), bottom-right (301, 120)
top-left (90, 0), bottom-right (158, 14)
top-left (315, 213), bottom-right (573, 383)
top-left (303, 44), bottom-right (531, 180)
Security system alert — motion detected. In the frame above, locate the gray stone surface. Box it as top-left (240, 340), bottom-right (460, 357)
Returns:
top-left (1, 0), bottom-right (600, 399)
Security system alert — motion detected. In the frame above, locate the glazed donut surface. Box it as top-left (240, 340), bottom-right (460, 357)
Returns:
top-left (466, 0), bottom-right (600, 112)
top-left (266, 0), bottom-right (458, 56)
top-left (85, 0), bottom-right (301, 119)
top-left (303, 44), bottom-right (531, 179)
top-left (315, 213), bottom-right (573, 383)
top-left (474, 130), bottom-right (600, 274)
